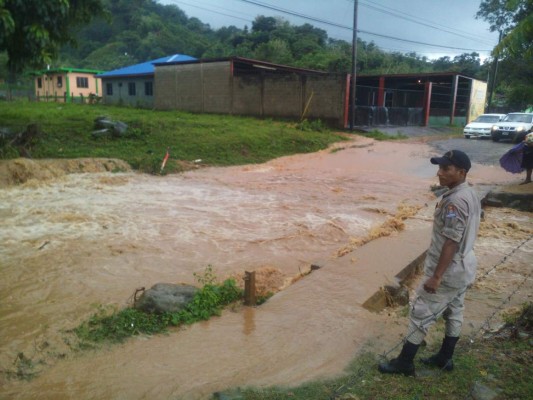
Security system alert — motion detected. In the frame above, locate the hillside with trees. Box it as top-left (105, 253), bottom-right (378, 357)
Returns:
top-left (56, 0), bottom-right (490, 78)
top-left (1, 0), bottom-right (531, 109)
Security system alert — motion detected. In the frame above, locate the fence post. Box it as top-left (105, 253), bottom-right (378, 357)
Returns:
top-left (243, 271), bottom-right (256, 306)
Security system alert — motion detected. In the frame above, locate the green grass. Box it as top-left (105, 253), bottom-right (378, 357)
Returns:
top-left (226, 342), bottom-right (531, 400)
top-left (74, 266), bottom-right (243, 345)
top-left (0, 100), bottom-right (347, 173)
top-left (445, 125), bottom-right (464, 137)
top-left (358, 129), bottom-right (409, 141)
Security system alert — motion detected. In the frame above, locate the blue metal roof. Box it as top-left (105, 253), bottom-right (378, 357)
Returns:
top-left (97, 54), bottom-right (196, 78)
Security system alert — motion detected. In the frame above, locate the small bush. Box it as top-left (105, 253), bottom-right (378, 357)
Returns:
top-left (74, 266), bottom-right (243, 344)
top-left (296, 119), bottom-right (326, 132)
top-left (130, 154), bottom-right (164, 174)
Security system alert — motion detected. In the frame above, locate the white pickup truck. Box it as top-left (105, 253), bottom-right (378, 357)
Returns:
top-left (491, 112), bottom-right (533, 142)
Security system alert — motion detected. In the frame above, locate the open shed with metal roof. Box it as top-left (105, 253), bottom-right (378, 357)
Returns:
top-left (154, 56), bottom-right (348, 127)
top-left (153, 57), bottom-right (486, 129)
top-left (350, 72), bottom-right (487, 128)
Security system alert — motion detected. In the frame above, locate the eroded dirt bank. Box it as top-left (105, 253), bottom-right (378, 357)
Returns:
top-left (0, 137), bottom-right (531, 399)
top-left (0, 157), bottom-right (131, 187)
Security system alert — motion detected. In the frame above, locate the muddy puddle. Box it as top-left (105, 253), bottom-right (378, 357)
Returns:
top-left (0, 137), bottom-right (529, 399)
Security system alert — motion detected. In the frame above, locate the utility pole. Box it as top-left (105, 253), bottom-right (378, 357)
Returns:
top-left (487, 30), bottom-right (502, 112)
top-left (350, 0), bottom-right (359, 130)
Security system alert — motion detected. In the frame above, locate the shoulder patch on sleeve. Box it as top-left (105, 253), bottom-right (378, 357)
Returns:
top-left (445, 204), bottom-right (457, 218)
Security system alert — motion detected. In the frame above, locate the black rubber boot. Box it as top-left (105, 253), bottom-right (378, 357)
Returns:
top-left (378, 341), bottom-right (419, 376)
top-left (420, 336), bottom-right (459, 371)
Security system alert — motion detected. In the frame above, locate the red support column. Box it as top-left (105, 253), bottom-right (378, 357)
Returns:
top-left (423, 81), bottom-right (433, 126)
top-left (377, 76), bottom-right (385, 106)
top-left (344, 74), bottom-right (351, 129)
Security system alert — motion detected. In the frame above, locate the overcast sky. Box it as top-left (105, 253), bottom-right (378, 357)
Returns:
top-left (158, 0), bottom-right (498, 62)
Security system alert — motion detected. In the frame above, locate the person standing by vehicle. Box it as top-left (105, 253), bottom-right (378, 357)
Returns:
top-left (378, 150), bottom-right (481, 376)
top-left (519, 132), bottom-right (533, 184)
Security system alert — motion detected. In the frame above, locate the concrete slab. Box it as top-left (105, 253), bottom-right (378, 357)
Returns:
top-left (483, 183), bottom-right (533, 212)
top-left (308, 217), bottom-right (431, 309)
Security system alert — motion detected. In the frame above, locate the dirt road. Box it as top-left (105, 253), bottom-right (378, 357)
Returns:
top-left (0, 135), bottom-right (531, 399)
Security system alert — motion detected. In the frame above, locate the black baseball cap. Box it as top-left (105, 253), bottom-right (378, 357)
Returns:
top-left (430, 149), bottom-right (471, 172)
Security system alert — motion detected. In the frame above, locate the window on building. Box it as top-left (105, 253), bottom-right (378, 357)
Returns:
top-left (128, 82), bottom-right (136, 96)
top-left (76, 77), bottom-right (89, 88)
top-left (106, 83), bottom-right (113, 96)
top-left (57, 76), bottom-right (63, 88)
top-left (37, 78), bottom-right (42, 88)
top-left (145, 81), bottom-right (153, 96)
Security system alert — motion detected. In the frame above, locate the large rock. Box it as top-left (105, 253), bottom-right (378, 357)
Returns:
top-left (93, 117), bottom-right (128, 138)
top-left (134, 283), bottom-right (198, 314)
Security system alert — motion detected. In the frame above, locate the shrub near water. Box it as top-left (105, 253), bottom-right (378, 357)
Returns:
top-left (75, 267), bottom-right (242, 344)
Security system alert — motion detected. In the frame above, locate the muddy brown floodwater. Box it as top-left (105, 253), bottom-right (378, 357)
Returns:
top-left (0, 137), bottom-right (531, 399)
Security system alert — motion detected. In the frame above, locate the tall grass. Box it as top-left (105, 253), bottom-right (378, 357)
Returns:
top-left (0, 100), bottom-right (347, 173)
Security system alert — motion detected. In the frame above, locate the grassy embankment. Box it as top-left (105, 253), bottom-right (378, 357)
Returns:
top-left (220, 303), bottom-right (532, 400)
top-left (0, 100), bottom-right (350, 173)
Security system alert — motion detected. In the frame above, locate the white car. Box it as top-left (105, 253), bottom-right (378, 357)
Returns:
top-left (491, 112), bottom-right (533, 142)
top-left (464, 113), bottom-right (506, 139)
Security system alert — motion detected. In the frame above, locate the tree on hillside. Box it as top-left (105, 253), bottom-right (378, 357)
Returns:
top-left (477, 0), bottom-right (533, 109)
top-left (255, 38), bottom-right (293, 65)
top-left (62, 0), bottom-right (210, 69)
top-left (452, 52), bottom-right (482, 77)
top-left (26, 0), bottom-right (486, 88)
top-left (0, 0), bottom-right (105, 84)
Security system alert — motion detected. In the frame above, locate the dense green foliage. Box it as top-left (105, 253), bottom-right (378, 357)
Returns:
top-left (0, 100), bottom-right (346, 173)
top-left (0, 0), bottom-right (105, 78)
top-left (75, 267), bottom-right (243, 344)
top-left (55, 0), bottom-right (489, 78)
top-left (476, 0), bottom-right (533, 109)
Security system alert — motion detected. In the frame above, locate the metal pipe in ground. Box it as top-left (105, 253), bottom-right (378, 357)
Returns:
top-left (243, 271), bottom-right (256, 306)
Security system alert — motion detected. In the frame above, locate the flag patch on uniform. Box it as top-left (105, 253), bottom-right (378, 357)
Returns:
top-left (446, 205), bottom-right (457, 218)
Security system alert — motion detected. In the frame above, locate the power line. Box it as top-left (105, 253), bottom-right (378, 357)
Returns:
top-left (235, 0), bottom-right (493, 52)
top-left (167, 0), bottom-right (252, 23)
top-left (358, 0), bottom-right (496, 45)
top-left (161, 0), bottom-right (492, 53)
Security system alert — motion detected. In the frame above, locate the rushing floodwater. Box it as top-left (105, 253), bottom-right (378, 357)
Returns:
top-left (0, 138), bottom-right (519, 399)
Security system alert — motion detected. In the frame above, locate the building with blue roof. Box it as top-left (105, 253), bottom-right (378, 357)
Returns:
top-left (98, 54), bottom-right (196, 107)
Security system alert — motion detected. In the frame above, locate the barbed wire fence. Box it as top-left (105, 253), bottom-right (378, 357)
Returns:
top-left (330, 234), bottom-right (533, 400)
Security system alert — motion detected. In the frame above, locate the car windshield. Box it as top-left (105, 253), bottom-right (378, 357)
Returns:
top-left (503, 114), bottom-right (533, 123)
top-left (474, 115), bottom-right (502, 123)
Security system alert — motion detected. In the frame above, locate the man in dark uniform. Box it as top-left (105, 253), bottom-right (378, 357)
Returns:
top-left (378, 150), bottom-right (481, 376)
